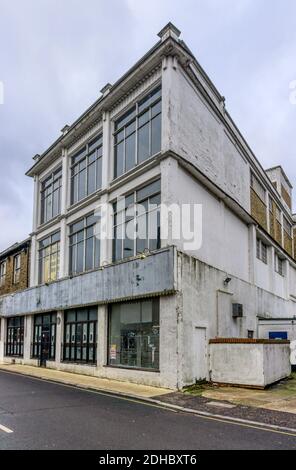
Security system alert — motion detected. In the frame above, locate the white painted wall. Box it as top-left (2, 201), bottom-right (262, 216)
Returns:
top-left (209, 342), bottom-right (291, 387)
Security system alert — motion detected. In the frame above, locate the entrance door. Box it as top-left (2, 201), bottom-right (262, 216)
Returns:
top-left (40, 327), bottom-right (50, 367)
top-left (194, 327), bottom-right (207, 382)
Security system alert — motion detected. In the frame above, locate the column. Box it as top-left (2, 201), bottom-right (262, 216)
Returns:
top-left (0, 317), bottom-right (5, 362)
top-left (55, 311), bottom-right (63, 365)
top-left (97, 305), bottom-right (108, 368)
top-left (24, 315), bottom-right (34, 362)
top-left (101, 110), bottom-right (111, 190)
top-left (248, 224), bottom-right (257, 285)
top-left (29, 234), bottom-right (38, 287)
top-left (32, 175), bottom-right (39, 232)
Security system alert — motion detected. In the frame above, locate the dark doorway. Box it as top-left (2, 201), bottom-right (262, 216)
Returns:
top-left (33, 313), bottom-right (57, 366)
top-left (40, 327), bottom-right (51, 367)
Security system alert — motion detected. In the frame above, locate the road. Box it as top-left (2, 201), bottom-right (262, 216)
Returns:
top-left (0, 371), bottom-right (295, 450)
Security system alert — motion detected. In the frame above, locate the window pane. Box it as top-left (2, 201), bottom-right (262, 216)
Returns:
top-left (76, 241), bottom-right (84, 273)
top-left (87, 162), bottom-right (96, 195)
top-left (78, 168), bottom-right (86, 201)
top-left (115, 141), bottom-right (124, 178)
top-left (96, 157), bottom-right (102, 190)
top-left (125, 132), bottom-right (136, 172)
top-left (138, 123), bottom-right (150, 163)
top-left (85, 237), bottom-right (94, 271)
top-left (151, 114), bottom-right (161, 155)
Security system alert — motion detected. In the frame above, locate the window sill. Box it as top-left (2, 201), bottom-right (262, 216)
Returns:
top-left (61, 361), bottom-right (97, 366)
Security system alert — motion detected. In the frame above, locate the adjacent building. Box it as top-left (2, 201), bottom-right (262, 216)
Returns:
top-left (0, 24), bottom-right (295, 388)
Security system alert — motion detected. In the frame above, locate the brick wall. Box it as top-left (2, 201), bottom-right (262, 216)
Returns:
top-left (250, 188), bottom-right (267, 231)
top-left (0, 247), bottom-right (30, 296)
top-left (281, 184), bottom-right (292, 209)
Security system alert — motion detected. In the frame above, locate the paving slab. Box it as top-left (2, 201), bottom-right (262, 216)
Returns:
top-left (0, 363), bottom-right (170, 399)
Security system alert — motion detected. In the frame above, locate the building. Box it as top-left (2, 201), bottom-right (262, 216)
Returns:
top-left (0, 239), bottom-right (30, 296)
top-left (0, 23), bottom-right (295, 388)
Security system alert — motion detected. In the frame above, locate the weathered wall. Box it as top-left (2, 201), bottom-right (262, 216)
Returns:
top-left (162, 61), bottom-right (250, 211)
top-left (209, 340), bottom-right (291, 387)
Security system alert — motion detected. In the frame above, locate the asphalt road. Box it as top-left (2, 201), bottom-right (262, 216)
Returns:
top-left (0, 371), bottom-right (295, 450)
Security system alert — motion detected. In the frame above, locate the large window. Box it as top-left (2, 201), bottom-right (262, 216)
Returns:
top-left (0, 261), bottom-right (6, 287)
top-left (114, 86), bottom-right (161, 178)
top-left (113, 179), bottom-right (161, 262)
top-left (256, 238), bottom-right (268, 264)
top-left (108, 299), bottom-right (160, 370)
top-left (13, 254), bottom-right (21, 284)
top-left (275, 253), bottom-right (285, 276)
top-left (63, 308), bottom-right (97, 364)
top-left (38, 232), bottom-right (60, 284)
top-left (32, 313), bottom-right (57, 360)
top-left (40, 167), bottom-right (62, 224)
top-left (71, 134), bottom-right (103, 205)
top-left (283, 217), bottom-right (292, 237)
top-left (69, 214), bottom-right (100, 275)
top-left (6, 316), bottom-right (24, 357)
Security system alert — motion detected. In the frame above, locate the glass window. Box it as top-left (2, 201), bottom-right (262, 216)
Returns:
top-left (69, 214), bottom-right (100, 275)
top-left (108, 299), bottom-right (160, 370)
top-left (256, 238), bottom-right (268, 264)
top-left (38, 232), bottom-right (60, 284)
top-left (40, 167), bottom-right (62, 224)
top-left (32, 313), bottom-right (57, 360)
top-left (275, 253), bottom-right (285, 276)
top-left (63, 308), bottom-right (97, 364)
top-left (71, 134), bottom-right (103, 205)
top-left (6, 316), bottom-right (24, 357)
top-left (283, 217), bottom-right (292, 237)
top-left (0, 261), bottom-right (6, 287)
top-left (113, 179), bottom-right (161, 262)
top-left (13, 254), bottom-right (21, 284)
top-left (113, 86), bottom-right (161, 178)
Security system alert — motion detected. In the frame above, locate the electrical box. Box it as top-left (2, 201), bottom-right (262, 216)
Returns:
top-left (232, 303), bottom-right (243, 318)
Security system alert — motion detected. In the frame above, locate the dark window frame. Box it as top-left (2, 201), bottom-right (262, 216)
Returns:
top-left (13, 254), bottom-right (21, 284)
top-left (107, 298), bottom-right (160, 371)
top-left (40, 167), bottom-right (62, 224)
top-left (32, 313), bottom-right (57, 360)
top-left (63, 308), bottom-right (97, 364)
top-left (38, 231), bottom-right (60, 284)
top-left (113, 86), bottom-right (162, 179)
top-left (69, 213), bottom-right (100, 276)
top-left (6, 316), bottom-right (24, 357)
top-left (112, 179), bottom-right (161, 262)
top-left (70, 134), bottom-right (103, 205)
top-left (0, 260), bottom-right (6, 287)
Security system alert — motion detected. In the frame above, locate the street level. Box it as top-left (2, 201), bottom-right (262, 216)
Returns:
top-left (0, 371), bottom-right (295, 450)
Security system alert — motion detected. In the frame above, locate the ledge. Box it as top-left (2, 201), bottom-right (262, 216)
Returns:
top-left (209, 338), bottom-right (290, 345)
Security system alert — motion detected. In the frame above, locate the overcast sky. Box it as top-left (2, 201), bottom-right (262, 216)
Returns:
top-left (0, 0), bottom-right (295, 251)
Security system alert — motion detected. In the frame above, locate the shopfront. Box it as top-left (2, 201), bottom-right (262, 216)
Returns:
top-left (108, 298), bottom-right (160, 371)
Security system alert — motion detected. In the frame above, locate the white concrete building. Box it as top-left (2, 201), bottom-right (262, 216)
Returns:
top-left (0, 23), bottom-right (294, 389)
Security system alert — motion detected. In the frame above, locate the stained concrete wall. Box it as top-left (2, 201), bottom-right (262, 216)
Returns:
top-left (0, 248), bottom-right (175, 317)
top-left (162, 58), bottom-right (250, 211)
top-left (209, 341), bottom-right (291, 388)
top-left (176, 252), bottom-right (296, 387)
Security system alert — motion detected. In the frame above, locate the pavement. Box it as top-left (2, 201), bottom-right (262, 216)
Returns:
top-left (0, 370), bottom-right (295, 450)
top-left (0, 363), bottom-right (170, 399)
top-left (0, 363), bottom-right (295, 435)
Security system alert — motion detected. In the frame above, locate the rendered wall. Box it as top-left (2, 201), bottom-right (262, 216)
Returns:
top-left (209, 340), bottom-right (291, 388)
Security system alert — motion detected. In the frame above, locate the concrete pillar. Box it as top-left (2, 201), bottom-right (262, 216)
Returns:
top-left (248, 224), bottom-right (257, 285)
top-left (270, 246), bottom-right (276, 294)
top-left (61, 147), bottom-right (69, 214)
top-left (285, 260), bottom-right (290, 299)
top-left (161, 55), bottom-right (178, 154)
top-left (0, 318), bottom-right (5, 362)
top-left (160, 156), bottom-right (179, 248)
top-left (24, 315), bottom-right (34, 362)
top-left (101, 111), bottom-right (111, 189)
top-left (55, 311), bottom-right (63, 365)
top-left (29, 234), bottom-right (38, 287)
top-left (59, 218), bottom-right (68, 278)
top-left (32, 175), bottom-right (40, 232)
top-left (97, 305), bottom-right (108, 368)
